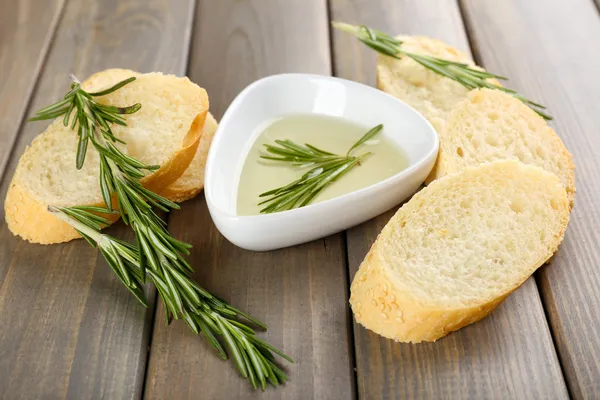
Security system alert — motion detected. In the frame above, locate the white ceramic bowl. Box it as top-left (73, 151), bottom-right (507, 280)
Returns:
top-left (205, 73), bottom-right (438, 251)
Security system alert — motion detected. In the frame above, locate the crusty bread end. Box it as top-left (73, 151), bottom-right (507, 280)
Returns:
top-left (158, 112), bottom-right (218, 202)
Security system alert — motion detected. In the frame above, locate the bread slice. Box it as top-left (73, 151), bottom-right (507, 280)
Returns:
top-left (376, 36), bottom-right (500, 182)
top-left (349, 160), bottom-right (570, 343)
top-left (157, 112), bottom-right (218, 202)
top-left (432, 89), bottom-right (575, 205)
top-left (5, 69), bottom-right (209, 244)
top-left (83, 69), bottom-right (219, 203)
top-left (377, 36), bottom-right (482, 131)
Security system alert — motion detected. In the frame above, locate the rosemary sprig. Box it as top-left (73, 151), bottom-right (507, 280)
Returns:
top-left (29, 75), bottom-right (142, 169)
top-left (30, 76), bottom-right (292, 389)
top-left (49, 206), bottom-right (292, 390)
top-left (332, 22), bottom-right (551, 120)
top-left (259, 124), bottom-right (382, 213)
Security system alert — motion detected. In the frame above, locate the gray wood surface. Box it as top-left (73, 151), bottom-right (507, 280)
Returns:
top-left (0, 0), bottom-right (599, 398)
top-left (0, 0), bottom-right (65, 177)
top-left (0, 0), bottom-right (194, 398)
top-left (461, 0), bottom-right (600, 398)
top-left (330, 0), bottom-right (568, 398)
top-left (143, 1), bottom-right (356, 399)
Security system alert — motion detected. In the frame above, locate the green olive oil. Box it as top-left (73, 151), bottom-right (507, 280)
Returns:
top-left (237, 114), bottom-right (409, 215)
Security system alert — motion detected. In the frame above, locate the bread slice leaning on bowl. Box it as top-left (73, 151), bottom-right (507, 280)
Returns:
top-left (4, 69), bottom-right (209, 244)
top-left (431, 88), bottom-right (575, 206)
top-left (349, 160), bottom-right (570, 343)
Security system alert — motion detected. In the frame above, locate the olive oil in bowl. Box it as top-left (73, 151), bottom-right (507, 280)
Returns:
top-left (237, 114), bottom-right (409, 215)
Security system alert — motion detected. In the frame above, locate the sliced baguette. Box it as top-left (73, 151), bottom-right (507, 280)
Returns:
top-left (350, 160), bottom-right (570, 343)
top-left (376, 36), bottom-right (499, 182)
top-left (157, 112), bottom-right (218, 202)
top-left (432, 88), bottom-right (575, 205)
top-left (85, 69), bottom-right (219, 203)
top-left (377, 36), bottom-right (479, 131)
top-left (61, 68), bottom-right (218, 203)
top-left (5, 69), bottom-right (209, 244)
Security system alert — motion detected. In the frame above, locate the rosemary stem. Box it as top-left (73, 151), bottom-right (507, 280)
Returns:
top-left (259, 124), bottom-right (382, 213)
top-left (70, 74), bottom-right (81, 84)
top-left (332, 21), bottom-right (551, 120)
top-left (48, 206), bottom-right (106, 245)
top-left (331, 21), bottom-right (358, 35)
top-left (100, 135), bottom-right (126, 180)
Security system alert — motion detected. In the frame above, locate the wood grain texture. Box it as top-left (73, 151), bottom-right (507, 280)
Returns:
top-left (186, 0), bottom-right (331, 117)
top-left (0, 0), bottom-right (194, 398)
top-left (143, 1), bottom-right (355, 399)
top-left (461, 0), bottom-right (600, 398)
top-left (0, 0), bottom-right (65, 178)
top-left (330, 0), bottom-right (568, 398)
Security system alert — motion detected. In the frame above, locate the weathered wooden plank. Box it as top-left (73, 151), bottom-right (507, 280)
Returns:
top-left (329, 0), bottom-right (568, 398)
top-left (0, 0), bottom-right (195, 398)
top-left (461, 0), bottom-right (600, 398)
top-left (0, 0), bottom-right (65, 178)
top-left (143, 1), bottom-right (356, 399)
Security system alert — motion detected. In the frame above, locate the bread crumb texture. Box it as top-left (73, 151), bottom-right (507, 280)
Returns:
top-left (16, 72), bottom-right (206, 205)
top-left (350, 160), bottom-right (570, 342)
top-left (5, 69), bottom-right (208, 243)
top-left (377, 36), bottom-right (478, 129)
top-left (435, 88), bottom-right (575, 204)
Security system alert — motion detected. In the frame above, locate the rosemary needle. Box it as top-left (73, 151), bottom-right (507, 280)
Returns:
top-left (31, 75), bottom-right (292, 389)
top-left (332, 21), bottom-right (551, 120)
top-left (259, 124), bottom-right (383, 213)
top-left (50, 205), bottom-right (293, 390)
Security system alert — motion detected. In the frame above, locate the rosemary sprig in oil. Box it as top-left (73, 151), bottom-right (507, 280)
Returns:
top-left (31, 75), bottom-right (292, 390)
top-left (332, 22), bottom-right (551, 120)
top-left (259, 124), bottom-right (383, 213)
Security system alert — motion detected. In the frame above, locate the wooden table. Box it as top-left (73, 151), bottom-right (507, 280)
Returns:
top-left (1, 0), bottom-right (599, 398)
